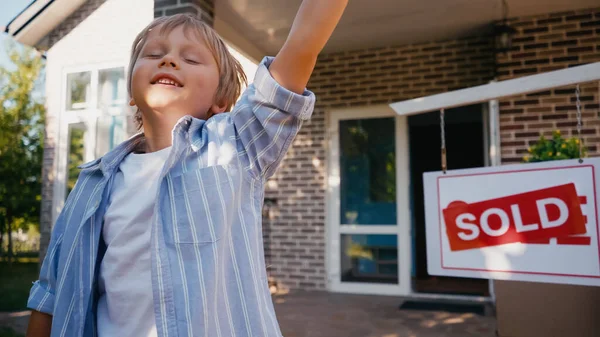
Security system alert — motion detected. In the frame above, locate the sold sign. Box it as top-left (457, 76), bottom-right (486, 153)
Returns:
top-left (443, 183), bottom-right (587, 251)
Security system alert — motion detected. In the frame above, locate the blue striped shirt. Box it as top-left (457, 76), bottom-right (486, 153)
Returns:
top-left (28, 56), bottom-right (315, 337)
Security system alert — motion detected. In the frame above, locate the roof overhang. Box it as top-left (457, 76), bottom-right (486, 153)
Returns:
top-left (4, 0), bottom-right (87, 49)
top-left (215, 0), bottom-right (600, 56)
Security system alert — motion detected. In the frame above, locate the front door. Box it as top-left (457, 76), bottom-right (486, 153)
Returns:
top-left (327, 106), bottom-right (411, 295)
top-left (408, 104), bottom-right (490, 296)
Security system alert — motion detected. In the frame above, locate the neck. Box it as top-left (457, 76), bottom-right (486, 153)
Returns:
top-left (140, 113), bottom-right (179, 153)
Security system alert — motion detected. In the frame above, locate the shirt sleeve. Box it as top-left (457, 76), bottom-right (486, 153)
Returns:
top-left (27, 233), bottom-right (62, 315)
top-left (27, 197), bottom-right (71, 315)
top-left (231, 56), bottom-right (316, 180)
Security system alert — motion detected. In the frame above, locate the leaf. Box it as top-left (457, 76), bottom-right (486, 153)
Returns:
top-left (523, 131), bottom-right (586, 163)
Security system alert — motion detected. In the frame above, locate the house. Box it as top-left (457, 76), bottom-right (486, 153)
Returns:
top-left (6, 0), bottom-right (600, 335)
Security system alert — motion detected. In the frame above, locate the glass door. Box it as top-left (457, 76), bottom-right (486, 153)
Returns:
top-left (328, 107), bottom-right (411, 295)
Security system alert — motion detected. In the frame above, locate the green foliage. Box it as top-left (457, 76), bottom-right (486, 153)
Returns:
top-left (67, 128), bottom-right (85, 195)
top-left (0, 40), bottom-right (46, 259)
top-left (523, 130), bottom-right (586, 163)
top-left (0, 262), bottom-right (39, 312)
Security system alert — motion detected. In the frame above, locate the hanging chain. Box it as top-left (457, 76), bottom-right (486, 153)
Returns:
top-left (576, 84), bottom-right (583, 163)
top-left (440, 109), bottom-right (447, 174)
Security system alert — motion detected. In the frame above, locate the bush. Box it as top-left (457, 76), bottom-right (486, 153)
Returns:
top-left (523, 130), bottom-right (586, 163)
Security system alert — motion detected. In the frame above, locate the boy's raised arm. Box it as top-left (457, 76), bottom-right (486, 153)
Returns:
top-left (269, 0), bottom-right (348, 94)
top-left (230, 0), bottom-right (347, 179)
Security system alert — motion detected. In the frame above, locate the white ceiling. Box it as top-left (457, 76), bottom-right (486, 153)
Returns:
top-left (215, 0), bottom-right (599, 57)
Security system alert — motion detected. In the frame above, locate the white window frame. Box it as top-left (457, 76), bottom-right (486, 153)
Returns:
top-left (327, 104), bottom-right (496, 302)
top-left (326, 105), bottom-right (412, 296)
top-left (52, 61), bottom-right (129, 224)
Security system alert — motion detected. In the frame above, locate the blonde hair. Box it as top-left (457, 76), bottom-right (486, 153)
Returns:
top-left (127, 14), bottom-right (248, 129)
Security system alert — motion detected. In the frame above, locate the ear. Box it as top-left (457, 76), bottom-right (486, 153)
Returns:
top-left (210, 102), bottom-right (228, 114)
top-left (206, 102), bottom-right (227, 118)
top-left (129, 98), bottom-right (136, 107)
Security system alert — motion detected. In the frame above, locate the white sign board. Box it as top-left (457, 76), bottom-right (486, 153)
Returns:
top-left (424, 158), bottom-right (600, 287)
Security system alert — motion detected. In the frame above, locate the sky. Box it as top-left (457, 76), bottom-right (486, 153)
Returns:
top-left (0, 0), bottom-right (34, 68)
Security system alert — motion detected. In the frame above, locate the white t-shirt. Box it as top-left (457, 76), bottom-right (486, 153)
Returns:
top-left (97, 145), bottom-right (171, 337)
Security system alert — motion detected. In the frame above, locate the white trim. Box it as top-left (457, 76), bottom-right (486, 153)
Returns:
top-left (325, 104), bottom-right (495, 303)
top-left (339, 225), bottom-right (399, 234)
top-left (396, 113), bottom-right (412, 295)
top-left (389, 62), bottom-right (600, 116)
top-left (330, 282), bottom-right (406, 297)
top-left (52, 61), bottom-right (129, 225)
top-left (7, 0), bottom-right (87, 47)
top-left (487, 98), bottom-right (501, 303)
top-left (488, 99), bottom-right (501, 167)
top-left (326, 104), bottom-right (411, 296)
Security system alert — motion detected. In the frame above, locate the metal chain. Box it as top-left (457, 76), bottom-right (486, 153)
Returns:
top-left (576, 84), bottom-right (583, 163)
top-left (440, 109), bottom-right (447, 174)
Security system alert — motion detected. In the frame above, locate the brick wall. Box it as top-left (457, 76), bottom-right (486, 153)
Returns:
top-left (265, 37), bottom-right (496, 291)
top-left (497, 8), bottom-right (600, 163)
top-left (154, 0), bottom-right (214, 24)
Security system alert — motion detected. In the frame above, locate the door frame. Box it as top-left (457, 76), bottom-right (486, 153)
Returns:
top-left (326, 103), bottom-right (497, 301)
top-left (326, 105), bottom-right (412, 296)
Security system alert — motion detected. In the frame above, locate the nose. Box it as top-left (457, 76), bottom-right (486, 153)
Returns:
top-left (158, 55), bottom-right (179, 70)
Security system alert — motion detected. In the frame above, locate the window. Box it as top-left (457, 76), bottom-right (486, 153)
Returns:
top-left (62, 66), bottom-right (130, 202)
top-left (98, 67), bottom-right (126, 110)
top-left (66, 72), bottom-right (92, 110)
top-left (340, 234), bottom-right (398, 284)
top-left (339, 117), bottom-right (397, 225)
top-left (95, 115), bottom-right (128, 158)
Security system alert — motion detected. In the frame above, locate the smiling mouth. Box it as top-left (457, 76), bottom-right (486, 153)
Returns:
top-left (151, 77), bottom-right (183, 87)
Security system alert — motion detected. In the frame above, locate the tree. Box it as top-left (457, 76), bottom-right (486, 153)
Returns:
top-left (0, 41), bottom-right (45, 265)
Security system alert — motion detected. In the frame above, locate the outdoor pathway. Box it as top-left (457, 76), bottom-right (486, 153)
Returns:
top-left (274, 291), bottom-right (496, 337)
top-left (0, 291), bottom-right (496, 337)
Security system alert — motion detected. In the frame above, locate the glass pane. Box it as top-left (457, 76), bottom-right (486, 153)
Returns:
top-left (339, 117), bottom-right (396, 225)
top-left (67, 72), bottom-right (91, 110)
top-left (67, 125), bottom-right (86, 198)
top-left (98, 67), bottom-right (126, 110)
top-left (95, 115), bottom-right (129, 158)
top-left (340, 234), bottom-right (398, 284)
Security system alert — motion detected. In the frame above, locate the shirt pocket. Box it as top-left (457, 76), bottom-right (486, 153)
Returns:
top-left (167, 165), bottom-right (234, 244)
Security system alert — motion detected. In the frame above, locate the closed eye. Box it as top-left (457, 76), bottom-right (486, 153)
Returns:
top-left (185, 58), bottom-right (200, 65)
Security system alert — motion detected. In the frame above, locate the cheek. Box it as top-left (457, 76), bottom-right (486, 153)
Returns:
top-left (131, 63), bottom-right (145, 86)
top-left (189, 69), bottom-right (220, 96)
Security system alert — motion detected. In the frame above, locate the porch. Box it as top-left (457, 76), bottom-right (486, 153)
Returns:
top-left (274, 291), bottom-right (496, 337)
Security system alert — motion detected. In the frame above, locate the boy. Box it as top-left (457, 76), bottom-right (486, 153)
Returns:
top-left (25, 1), bottom-right (348, 336)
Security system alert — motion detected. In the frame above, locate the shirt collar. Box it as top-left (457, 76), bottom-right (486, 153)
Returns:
top-left (77, 115), bottom-right (206, 177)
